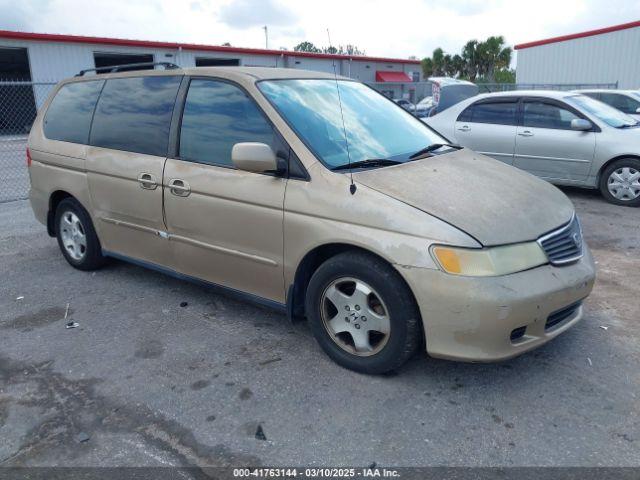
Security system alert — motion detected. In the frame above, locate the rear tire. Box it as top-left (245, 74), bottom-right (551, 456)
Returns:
top-left (55, 198), bottom-right (106, 270)
top-left (599, 158), bottom-right (640, 206)
top-left (305, 251), bottom-right (422, 374)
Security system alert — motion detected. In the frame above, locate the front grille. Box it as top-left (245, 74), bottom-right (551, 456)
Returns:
top-left (537, 215), bottom-right (583, 265)
top-left (545, 301), bottom-right (582, 331)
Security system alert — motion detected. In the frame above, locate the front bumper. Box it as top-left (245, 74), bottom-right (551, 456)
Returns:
top-left (398, 246), bottom-right (596, 362)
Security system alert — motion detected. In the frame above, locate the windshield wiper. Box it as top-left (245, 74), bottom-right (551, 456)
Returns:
top-left (332, 158), bottom-right (402, 171)
top-left (409, 143), bottom-right (462, 159)
top-left (618, 123), bottom-right (640, 129)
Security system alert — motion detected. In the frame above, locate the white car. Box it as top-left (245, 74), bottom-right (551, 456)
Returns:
top-left (425, 90), bottom-right (640, 206)
top-left (415, 96), bottom-right (435, 118)
top-left (577, 89), bottom-right (640, 121)
top-left (393, 98), bottom-right (416, 113)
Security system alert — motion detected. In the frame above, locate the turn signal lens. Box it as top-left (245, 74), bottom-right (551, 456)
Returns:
top-left (431, 242), bottom-right (548, 277)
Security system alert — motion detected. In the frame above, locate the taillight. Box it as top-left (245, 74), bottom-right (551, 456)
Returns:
top-left (26, 147), bottom-right (32, 168)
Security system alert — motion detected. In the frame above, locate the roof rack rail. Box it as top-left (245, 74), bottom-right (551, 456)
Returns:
top-left (75, 62), bottom-right (180, 76)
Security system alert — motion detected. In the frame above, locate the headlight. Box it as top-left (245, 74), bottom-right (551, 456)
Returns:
top-left (430, 242), bottom-right (548, 277)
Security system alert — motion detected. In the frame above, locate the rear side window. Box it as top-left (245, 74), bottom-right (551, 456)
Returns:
top-left (43, 80), bottom-right (104, 144)
top-left (179, 79), bottom-right (274, 167)
top-left (90, 76), bottom-right (181, 156)
top-left (458, 101), bottom-right (517, 125)
top-left (523, 101), bottom-right (580, 130)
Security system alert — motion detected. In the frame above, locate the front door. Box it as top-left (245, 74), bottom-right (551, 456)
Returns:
top-left (454, 98), bottom-right (518, 165)
top-left (86, 75), bottom-right (182, 265)
top-left (514, 99), bottom-right (595, 181)
top-left (163, 78), bottom-right (287, 303)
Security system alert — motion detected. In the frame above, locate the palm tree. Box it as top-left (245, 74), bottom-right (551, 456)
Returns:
top-left (478, 36), bottom-right (512, 83)
top-left (461, 40), bottom-right (481, 80)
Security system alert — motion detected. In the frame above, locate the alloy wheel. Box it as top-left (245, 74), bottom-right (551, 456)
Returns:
top-left (59, 211), bottom-right (87, 261)
top-left (320, 277), bottom-right (391, 356)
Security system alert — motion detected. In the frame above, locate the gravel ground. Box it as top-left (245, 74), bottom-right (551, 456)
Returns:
top-left (0, 187), bottom-right (638, 472)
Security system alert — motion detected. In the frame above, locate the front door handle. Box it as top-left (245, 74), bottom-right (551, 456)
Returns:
top-left (137, 172), bottom-right (158, 190)
top-left (457, 125), bottom-right (471, 132)
top-left (518, 130), bottom-right (534, 137)
top-left (168, 178), bottom-right (191, 197)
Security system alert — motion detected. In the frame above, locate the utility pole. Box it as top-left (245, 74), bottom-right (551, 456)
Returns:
top-left (263, 26), bottom-right (268, 49)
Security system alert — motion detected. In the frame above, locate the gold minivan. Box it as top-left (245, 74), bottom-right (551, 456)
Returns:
top-left (28, 66), bottom-right (596, 373)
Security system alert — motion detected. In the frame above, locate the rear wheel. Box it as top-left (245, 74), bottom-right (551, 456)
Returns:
top-left (305, 251), bottom-right (422, 374)
top-left (55, 198), bottom-right (106, 270)
top-left (599, 158), bottom-right (640, 206)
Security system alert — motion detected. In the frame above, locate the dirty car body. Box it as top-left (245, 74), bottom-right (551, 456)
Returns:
top-left (27, 67), bottom-right (595, 373)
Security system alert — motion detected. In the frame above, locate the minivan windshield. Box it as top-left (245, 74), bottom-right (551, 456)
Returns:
top-left (258, 79), bottom-right (447, 169)
top-left (565, 94), bottom-right (639, 128)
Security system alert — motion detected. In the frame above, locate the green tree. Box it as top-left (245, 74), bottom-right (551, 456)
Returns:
top-left (421, 35), bottom-right (513, 83)
top-left (294, 41), bottom-right (321, 53)
top-left (478, 35), bottom-right (512, 83)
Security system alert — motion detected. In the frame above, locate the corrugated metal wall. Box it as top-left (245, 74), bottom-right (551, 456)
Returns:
top-left (516, 27), bottom-right (640, 89)
top-left (0, 38), bottom-right (422, 108)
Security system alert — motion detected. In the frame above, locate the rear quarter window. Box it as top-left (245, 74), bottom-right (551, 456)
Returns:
top-left (89, 76), bottom-right (181, 157)
top-left (43, 80), bottom-right (104, 144)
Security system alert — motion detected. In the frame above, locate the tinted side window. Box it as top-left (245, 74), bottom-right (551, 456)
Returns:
top-left (44, 80), bottom-right (104, 144)
top-left (90, 76), bottom-right (181, 156)
top-left (179, 79), bottom-right (274, 167)
top-left (599, 93), bottom-right (640, 114)
top-left (470, 101), bottom-right (517, 125)
top-left (457, 105), bottom-right (473, 122)
top-left (523, 101), bottom-right (580, 130)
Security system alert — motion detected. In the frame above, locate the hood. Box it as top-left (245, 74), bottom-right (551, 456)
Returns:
top-left (354, 149), bottom-right (574, 246)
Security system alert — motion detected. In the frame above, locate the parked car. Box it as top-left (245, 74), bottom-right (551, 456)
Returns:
top-left (577, 89), bottom-right (640, 120)
top-left (393, 98), bottom-right (416, 113)
top-left (415, 96), bottom-right (435, 118)
top-left (426, 77), bottom-right (479, 116)
top-left (28, 67), bottom-right (595, 374)
top-left (426, 90), bottom-right (640, 206)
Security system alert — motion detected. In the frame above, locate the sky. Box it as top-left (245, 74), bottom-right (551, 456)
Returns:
top-left (1, 0), bottom-right (640, 64)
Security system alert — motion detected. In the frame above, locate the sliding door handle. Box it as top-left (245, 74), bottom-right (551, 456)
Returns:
top-left (168, 178), bottom-right (191, 197)
top-left (137, 172), bottom-right (158, 190)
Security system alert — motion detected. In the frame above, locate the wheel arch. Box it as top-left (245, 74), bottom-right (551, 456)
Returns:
top-left (287, 243), bottom-right (422, 331)
top-left (597, 154), bottom-right (640, 185)
top-left (47, 190), bottom-right (75, 236)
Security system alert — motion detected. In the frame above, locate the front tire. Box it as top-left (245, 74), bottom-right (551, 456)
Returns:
top-left (55, 198), bottom-right (106, 270)
top-left (599, 158), bottom-right (640, 206)
top-left (305, 251), bottom-right (422, 374)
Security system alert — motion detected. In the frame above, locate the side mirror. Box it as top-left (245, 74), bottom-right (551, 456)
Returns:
top-left (635, 107), bottom-right (640, 114)
top-left (571, 118), bottom-right (592, 131)
top-left (232, 142), bottom-right (278, 173)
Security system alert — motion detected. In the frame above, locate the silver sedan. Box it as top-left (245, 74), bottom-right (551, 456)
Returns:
top-left (426, 90), bottom-right (640, 206)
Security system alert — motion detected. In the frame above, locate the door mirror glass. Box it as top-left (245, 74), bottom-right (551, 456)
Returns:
top-left (232, 142), bottom-right (278, 173)
top-left (570, 118), bottom-right (592, 131)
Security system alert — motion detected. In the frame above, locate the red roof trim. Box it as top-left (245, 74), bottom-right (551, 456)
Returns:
top-left (0, 29), bottom-right (421, 65)
top-left (515, 20), bottom-right (640, 50)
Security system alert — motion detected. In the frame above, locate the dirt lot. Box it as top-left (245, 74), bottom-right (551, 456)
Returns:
top-left (0, 187), bottom-right (638, 472)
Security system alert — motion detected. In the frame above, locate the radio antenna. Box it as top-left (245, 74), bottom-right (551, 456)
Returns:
top-left (327, 28), bottom-right (356, 195)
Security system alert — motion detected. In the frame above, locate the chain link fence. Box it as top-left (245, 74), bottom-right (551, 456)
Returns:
top-left (0, 80), bottom-right (56, 202)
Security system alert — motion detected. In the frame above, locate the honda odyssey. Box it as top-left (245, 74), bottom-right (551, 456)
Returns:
top-left (28, 66), bottom-right (596, 373)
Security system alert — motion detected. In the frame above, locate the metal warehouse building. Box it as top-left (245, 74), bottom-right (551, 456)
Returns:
top-left (0, 29), bottom-right (422, 105)
top-left (515, 20), bottom-right (640, 89)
